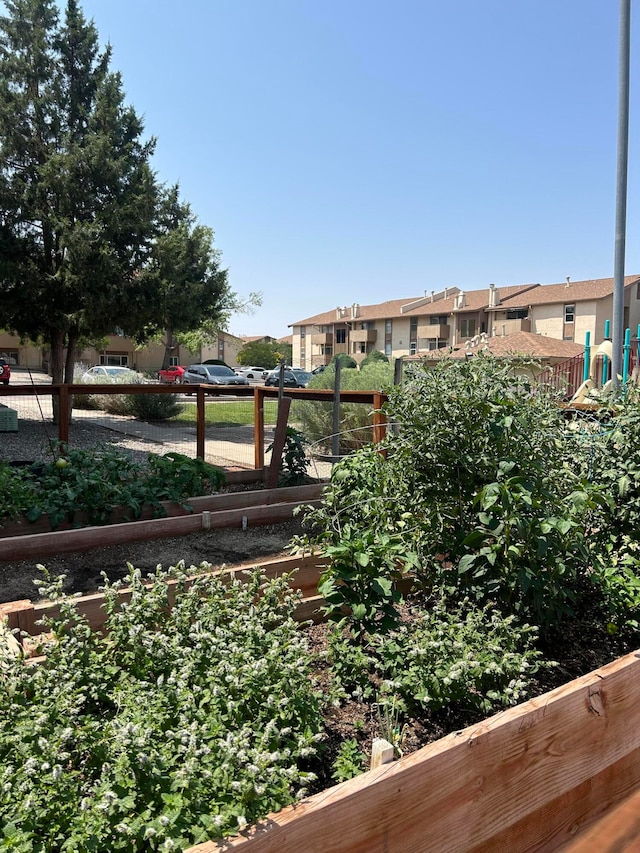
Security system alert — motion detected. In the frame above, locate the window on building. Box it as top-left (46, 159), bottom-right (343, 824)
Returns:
top-left (385, 319), bottom-right (392, 334)
top-left (300, 348), bottom-right (305, 361)
top-left (506, 308), bottom-right (528, 320)
top-left (100, 353), bottom-right (129, 366)
top-left (385, 342), bottom-right (392, 356)
top-left (169, 356), bottom-right (179, 367)
top-left (459, 318), bottom-right (477, 338)
top-left (564, 304), bottom-right (575, 324)
top-left (430, 315), bottom-right (448, 325)
top-left (336, 329), bottom-right (346, 344)
top-left (409, 342), bottom-right (417, 355)
top-left (321, 345), bottom-right (333, 357)
top-left (300, 327), bottom-right (306, 338)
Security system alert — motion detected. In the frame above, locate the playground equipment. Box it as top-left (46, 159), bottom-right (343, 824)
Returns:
top-left (570, 322), bottom-right (638, 404)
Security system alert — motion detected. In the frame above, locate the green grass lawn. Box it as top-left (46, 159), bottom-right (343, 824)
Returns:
top-left (171, 400), bottom-right (279, 427)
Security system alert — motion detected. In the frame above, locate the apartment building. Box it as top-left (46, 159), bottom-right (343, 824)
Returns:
top-left (290, 276), bottom-right (640, 370)
top-left (0, 329), bottom-right (245, 373)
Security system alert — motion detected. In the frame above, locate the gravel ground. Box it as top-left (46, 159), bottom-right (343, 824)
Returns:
top-left (0, 416), bottom-right (160, 466)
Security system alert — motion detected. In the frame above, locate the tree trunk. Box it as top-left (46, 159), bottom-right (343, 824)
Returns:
top-left (65, 329), bottom-right (79, 384)
top-left (162, 325), bottom-right (175, 370)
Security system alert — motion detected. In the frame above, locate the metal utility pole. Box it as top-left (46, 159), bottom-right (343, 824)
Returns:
top-left (612, 0), bottom-right (631, 388)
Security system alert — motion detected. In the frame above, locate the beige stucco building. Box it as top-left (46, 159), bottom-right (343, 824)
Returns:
top-left (0, 330), bottom-right (245, 375)
top-left (290, 276), bottom-right (640, 370)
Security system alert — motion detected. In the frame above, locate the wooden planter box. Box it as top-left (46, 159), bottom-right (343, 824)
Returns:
top-left (0, 482), bottom-right (325, 561)
top-left (2, 554), bottom-right (638, 851)
top-left (0, 553), bottom-right (328, 659)
top-left (184, 650), bottom-right (640, 853)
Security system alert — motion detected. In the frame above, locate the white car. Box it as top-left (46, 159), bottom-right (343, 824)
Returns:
top-left (235, 365), bottom-right (269, 380)
top-left (81, 365), bottom-right (147, 383)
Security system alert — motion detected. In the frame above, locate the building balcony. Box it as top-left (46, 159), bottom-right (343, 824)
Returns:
top-left (417, 324), bottom-right (450, 340)
top-left (311, 333), bottom-right (333, 345)
top-left (491, 318), bottom-right (531, 336)
top-left (350, 329), bottom-right (377, 343)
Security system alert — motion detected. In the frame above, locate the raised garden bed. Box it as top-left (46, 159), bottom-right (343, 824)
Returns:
top-left (2, 557), bottom-right (639, 851)
top-left (184, 650), bottom-right (640, 853)
top-left (0, 482), bottom-right (325, 561)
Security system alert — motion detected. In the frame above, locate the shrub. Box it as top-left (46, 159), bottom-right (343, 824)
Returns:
top-left (292, 361), bottom-right (394, 454)
top-left (302, 355), bottom-right (598, 631)
top-left (360, 350), bottom-right (389, 369)
top-left (125, 392), bottom-right (184, 421)
top-left (329, 353), bottom-right (358, 369)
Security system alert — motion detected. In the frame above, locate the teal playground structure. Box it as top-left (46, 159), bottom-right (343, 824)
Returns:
top-left (568, 322), bottom-right (639, 403)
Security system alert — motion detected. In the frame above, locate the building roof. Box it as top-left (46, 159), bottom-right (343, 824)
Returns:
top-left (422, 331), bottom-right (585, 361)
top-left (290, 297), bottom-right (425, 328)
top-left (494, 276), bottom-right (640, 309)
top-left (290, 276), bottom-right (640, 328)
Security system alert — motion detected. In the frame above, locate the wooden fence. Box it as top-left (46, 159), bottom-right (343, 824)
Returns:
top-left (0, 383), bottom-right (389, 473)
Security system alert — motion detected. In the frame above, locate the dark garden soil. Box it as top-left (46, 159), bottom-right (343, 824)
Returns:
top-left (0, 515), bottom-right (636, 796)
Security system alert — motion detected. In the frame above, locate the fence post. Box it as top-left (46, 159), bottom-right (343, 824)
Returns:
top-left (265, 396), bottom-right (291, 489)
top-left (372, 392), bottom-right (387, 445)
top-left (58, 384), bottom-right (69, 447)
top-left (196, 386), bottom-right (205, 459)
top-left (255, 387), bottom-right (265, 471)
top-left (332, 360), bottom-right (342, 463)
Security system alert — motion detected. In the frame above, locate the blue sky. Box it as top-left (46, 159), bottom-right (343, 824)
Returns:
top-left (74, 1), bottom-right (638, 338)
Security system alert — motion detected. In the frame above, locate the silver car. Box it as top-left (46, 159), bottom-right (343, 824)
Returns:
top-left (182, 364), bottom-right (250, 386)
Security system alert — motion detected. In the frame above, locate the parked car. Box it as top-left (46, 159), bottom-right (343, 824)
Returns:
top-left (202, 359), bottom-right (232, 368)
top-left (262, 365), bottom-right (292, 380)
top-left (235, 365), bottom-right (268, 380)
top-left (264, 368), bottom-right (312, 388)
top-left (182, 364), bottom-right (250, 386)
top-left (0, 359), bottom-right (11, 385)
top-left (311, 365), bottom-right (327, 375)
top-left (157, 365), bottom-right (186, 383)
top-left (81, 366), bottom-right (146, 383)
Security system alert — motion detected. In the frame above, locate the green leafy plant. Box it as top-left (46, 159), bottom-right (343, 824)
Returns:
top-left (267, 427), bottom-right (310, 486)
top-left (318, 525), bottom-right (418, 637)
top-left (456, 469), bottom-right (599, 629)
top-left (331, 739), bottom-right (367, 782)
top-left (0, 567), bottom-right (323, 849)
top-left (0, 446), bottom-right (225, 529)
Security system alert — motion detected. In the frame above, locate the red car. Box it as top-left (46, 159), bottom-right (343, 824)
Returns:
top-left (157, 365), bottom-right (185, 383)
top-left (0, 359), bottom-right (11, 385)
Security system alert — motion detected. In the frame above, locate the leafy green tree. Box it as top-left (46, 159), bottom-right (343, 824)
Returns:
top-left (0, 0), bottom-right (158, 384)
top-left (330, 353), bottom-right (358, 369)
top-left (360, 349), bottom-right (389, 368)
top-left (134, 185), bottom-right (234, 369)
top-left (237, 339), bottom-right (291, 369)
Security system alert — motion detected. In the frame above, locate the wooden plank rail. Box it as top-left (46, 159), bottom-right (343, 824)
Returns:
top-left (184, 650), bottom-right (640, 853)
top-left (0, 484), bottom-right (325, 560)
top-left (0, 553), bottom-right (329, 663)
